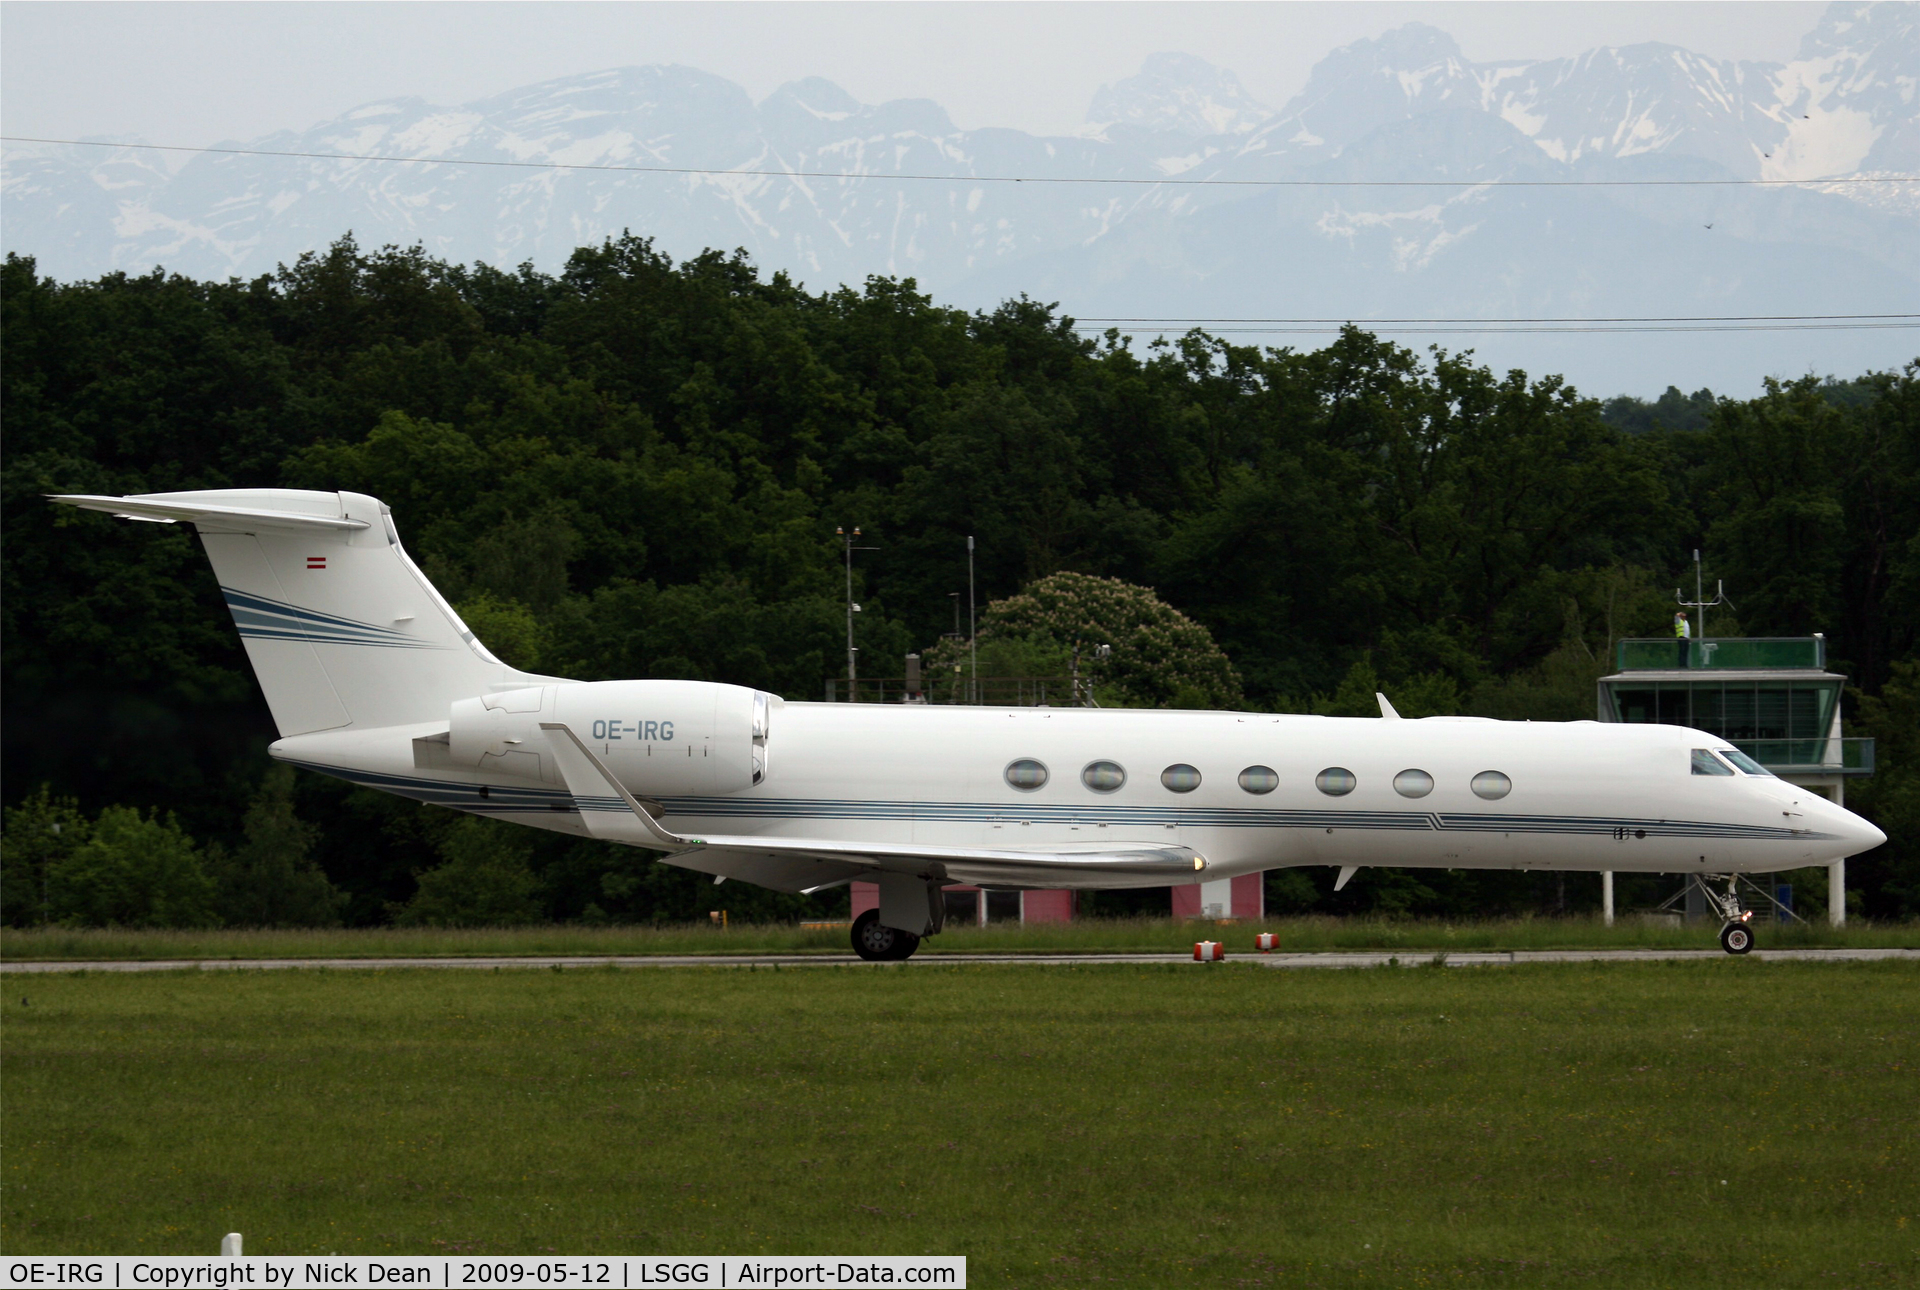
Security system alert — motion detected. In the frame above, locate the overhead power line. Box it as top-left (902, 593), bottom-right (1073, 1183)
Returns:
top-left (6, 135), bottom-right (1917, 189)
top-left (1075, 322), bottom-right (1912, 337)
top-left (1072, 320), bottom-right (1919, 336)
top-left (1077, 313), bottom-right (1920, 324)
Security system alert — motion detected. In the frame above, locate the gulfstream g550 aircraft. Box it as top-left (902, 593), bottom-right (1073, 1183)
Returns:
top-left (55, 488), bottom-right (1885, 959)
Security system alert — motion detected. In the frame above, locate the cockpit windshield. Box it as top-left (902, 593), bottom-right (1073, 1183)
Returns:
top-left (1691, 748), bottom-right (1735, 776)
top-left (1717, 748), bottom-right (1776, 777)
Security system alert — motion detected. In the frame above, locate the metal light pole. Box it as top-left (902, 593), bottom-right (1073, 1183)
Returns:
top-left (1695, 548), bottom-right (1705, 631)
top-left (967, 535), bottom-right (977, 705)
top-left (836, 527), bottom-right (877, 696)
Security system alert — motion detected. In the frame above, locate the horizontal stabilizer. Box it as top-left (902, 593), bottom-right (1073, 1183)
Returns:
top-left (539, 722), bottom-right (1207, 885)
top-left (50, 493), bottom-right (371, 534)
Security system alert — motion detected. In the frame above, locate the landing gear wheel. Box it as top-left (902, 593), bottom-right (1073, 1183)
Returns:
top-left (1720, 922), bottom-right (1754, 955)
top-left (851, 909), bottom-right (922, 962)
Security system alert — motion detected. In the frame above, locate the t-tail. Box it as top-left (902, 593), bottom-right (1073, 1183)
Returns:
top-left (51, 489), bottom-right (551, 736)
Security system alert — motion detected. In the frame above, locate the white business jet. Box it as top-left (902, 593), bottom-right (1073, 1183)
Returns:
top-left (53, 489), bottom-right (1885, 958)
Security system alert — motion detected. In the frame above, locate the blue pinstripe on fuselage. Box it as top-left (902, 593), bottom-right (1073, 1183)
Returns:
top-left (277, 759), bottom-right (1826, 842)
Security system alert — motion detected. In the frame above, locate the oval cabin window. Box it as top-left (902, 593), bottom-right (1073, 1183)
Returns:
top-left (1161, 764), bottom-right (1202, 793)
top-left (1315, 767), bottom-right (1357, 796)
top-left (1471, 770), bottom-right (1512, 800)
top-left (1005, 759), bottom-right (1049, 791)
top-left (1238, 765), bottom-right (1279, 795)
top-left (1082, 760), bottom-right (1127, 793)
top-left (1393, 769), bottom-right (1435, 798)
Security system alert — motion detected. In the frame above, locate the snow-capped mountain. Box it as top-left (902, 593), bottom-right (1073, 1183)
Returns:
top-left (1212, 3), bottom-right (1918, 186)
top-left (4, 1), bottom-right (1915, 395)
top-left (1085, 52), bottom-right (1274, 140)
top-left (6, 63), bottom-right (1161, 293)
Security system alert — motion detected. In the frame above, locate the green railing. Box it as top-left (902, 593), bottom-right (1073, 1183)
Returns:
top-left (1728, 737), bottom-right (1875, 776)
top-left (1615, 636), bottom-right (1826, 672)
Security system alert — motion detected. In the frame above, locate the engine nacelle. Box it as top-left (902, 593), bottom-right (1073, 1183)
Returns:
top-left (448, 680), bottom-right (773, 796)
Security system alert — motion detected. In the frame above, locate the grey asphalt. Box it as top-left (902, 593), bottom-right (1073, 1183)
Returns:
top-left (3, 948), bottom-right (1914, 972)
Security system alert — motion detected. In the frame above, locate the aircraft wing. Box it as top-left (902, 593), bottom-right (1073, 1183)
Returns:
top-left (538, 722), bottom-right (1206, 889)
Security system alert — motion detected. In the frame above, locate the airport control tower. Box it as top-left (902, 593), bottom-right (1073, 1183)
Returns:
top-left (1596, 633), bottom-right (1875, 924)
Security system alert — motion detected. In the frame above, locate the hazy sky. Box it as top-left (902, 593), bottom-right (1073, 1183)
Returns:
top-left (3, 2), bottom-right (1829, 146)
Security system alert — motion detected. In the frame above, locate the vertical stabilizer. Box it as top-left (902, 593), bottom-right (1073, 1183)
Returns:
top-left (51, 489), bottom-right (552, 736)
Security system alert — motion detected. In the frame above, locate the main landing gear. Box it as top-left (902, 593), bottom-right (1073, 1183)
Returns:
top-left (851, 908), bottom-right (922, 962)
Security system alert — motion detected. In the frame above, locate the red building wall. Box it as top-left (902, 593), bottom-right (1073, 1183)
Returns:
top-left (1021, 889), bottom-right (1076, 923)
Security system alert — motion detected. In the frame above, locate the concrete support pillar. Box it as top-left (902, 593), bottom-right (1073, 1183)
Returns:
top-left (1826, 780), bottom-right (1846, 929)
top-left (1601, 871), bottom-right (1614, 927)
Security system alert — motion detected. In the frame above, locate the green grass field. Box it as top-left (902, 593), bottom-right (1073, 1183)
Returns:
top-left (5, 914), bottom-right (1918, 961)
top-left (3, 962), bottom-right (1916, 1286)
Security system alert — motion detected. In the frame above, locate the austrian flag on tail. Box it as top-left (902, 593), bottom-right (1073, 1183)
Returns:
top-left (307, 556), bottom-right (326, 569)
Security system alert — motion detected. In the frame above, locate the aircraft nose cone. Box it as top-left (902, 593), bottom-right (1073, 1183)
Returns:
top-left (1847, 812), bottom-right (1888, 852)
top-left (1816, 798), bottom-right (1887, 854)
top-left (1783, 789), bottom-right (1887, 857)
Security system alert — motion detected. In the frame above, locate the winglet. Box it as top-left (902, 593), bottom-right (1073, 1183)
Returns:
top-left (1376, 692), bottom-right (1400, 719)
top-left (1334, 865), bottom-right (1361, 892)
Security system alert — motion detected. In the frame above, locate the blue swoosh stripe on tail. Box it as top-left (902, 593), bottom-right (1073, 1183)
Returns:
top-left (221, 587), bottom-right (445, 650)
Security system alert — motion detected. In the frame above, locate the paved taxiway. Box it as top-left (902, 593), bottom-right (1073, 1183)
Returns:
top-left (3, 948), bottom-right (1913, 972)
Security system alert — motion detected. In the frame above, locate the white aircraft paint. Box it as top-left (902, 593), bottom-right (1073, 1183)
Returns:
top-left (52, 488), bottom-right (1886, 952)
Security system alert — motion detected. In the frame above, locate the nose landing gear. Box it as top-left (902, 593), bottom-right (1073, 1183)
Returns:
top-left (1708, 876), bottom-right (1755, 955)
top-left (1662, 873), bottom-right (1804, 952)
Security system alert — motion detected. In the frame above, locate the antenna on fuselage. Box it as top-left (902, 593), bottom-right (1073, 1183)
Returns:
top-left (1376, 692), bottom-right (1401, 719)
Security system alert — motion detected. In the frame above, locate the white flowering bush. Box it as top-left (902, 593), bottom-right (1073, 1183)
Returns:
top-left (929, 572), bottom-right (1242, 708)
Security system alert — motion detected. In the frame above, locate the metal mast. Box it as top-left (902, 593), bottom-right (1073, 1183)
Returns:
top-left (967, 535), bottom-right (977, 705)
top-left (837, 527), bottom-right (875, 693)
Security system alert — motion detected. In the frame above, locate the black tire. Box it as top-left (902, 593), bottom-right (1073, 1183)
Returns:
top-left (851, 909), bottom-right (921, 962)
top-left (1720, 922), bottom-right (1754, 955)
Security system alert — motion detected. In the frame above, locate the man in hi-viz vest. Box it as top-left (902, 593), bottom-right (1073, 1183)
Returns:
top-left (1674, 611), bottom-right (1691, 668)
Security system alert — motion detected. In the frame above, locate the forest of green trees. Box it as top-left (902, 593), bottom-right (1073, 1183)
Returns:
top-left (3, 237), bottom-right (1916, 927)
